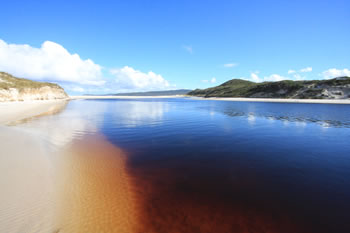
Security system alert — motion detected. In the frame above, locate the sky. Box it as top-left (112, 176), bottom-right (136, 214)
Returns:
top-left (0, 0), bottom-right (349, 94)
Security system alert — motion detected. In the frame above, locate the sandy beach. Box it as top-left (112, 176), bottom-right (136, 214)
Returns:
top-left (0, 126), bottom-right (56, 233)
top-left (0, 99), bottom-right (69, 125)
top-left (191, 96), bottom-right (350, 104)
top-left (0, 99), bottom-right (65, 233)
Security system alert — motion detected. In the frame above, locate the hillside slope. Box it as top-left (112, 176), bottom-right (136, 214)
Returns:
top-left (0, 72), bottom-right (68, 101)
top-left (188, 77), bottom-right (350, 99)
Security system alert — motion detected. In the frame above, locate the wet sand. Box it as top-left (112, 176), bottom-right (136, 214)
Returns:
top-left (0, 127), bottom-right (55, 233)
top-left (0, 99), bottom-right (69, 125)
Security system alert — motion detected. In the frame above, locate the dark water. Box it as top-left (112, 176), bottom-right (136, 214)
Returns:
top-left (23, 98), bottom-right (350, 232)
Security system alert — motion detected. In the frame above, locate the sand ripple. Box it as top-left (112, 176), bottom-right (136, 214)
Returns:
top-left (55, 134), bottom-right (139, 233)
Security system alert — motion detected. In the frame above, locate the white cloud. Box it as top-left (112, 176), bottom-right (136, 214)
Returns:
top-left (250, 73), bottom-right (261, 82)
top-left (110, 66), bottom-right (171, 91)
top-left (322, 68), bottom-right (350, 79)
top-left (300, 67), bottom-right (312, 72)
top-left (202, 77), bottom-right (217, 83)
top-left (244, 72), bottom-right (289, 82)
top-left (0, 39), bottom-right (104, 85)
top-left (288, 70), bottom-right (296, 74)
top-left (264, 74), bottom-right (289, 82)
top-left (183, 45), bottom-right (193, 54)
top-left (223, 63), bottom-right (238, 68)
top-left (71, 87), bottom-right (85, 92)
top-left (293, 74), bottom-right (304, 80)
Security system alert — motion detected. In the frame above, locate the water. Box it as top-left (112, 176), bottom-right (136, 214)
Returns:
top-left (15, 98), bottom-right (350, 232)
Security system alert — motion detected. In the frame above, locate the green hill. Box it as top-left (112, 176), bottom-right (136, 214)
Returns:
top-left (188, 77), bottom-right (350, 99)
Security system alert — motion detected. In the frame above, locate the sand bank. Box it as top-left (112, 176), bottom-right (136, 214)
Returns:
top-left (70, 95), bottom-right (184, 99)
top-left (0, 99), bottom-right (68, 125)
top-left (191, 97), bottom-right (350, 104)
top-left (0, 127), bottom-right (56, 233)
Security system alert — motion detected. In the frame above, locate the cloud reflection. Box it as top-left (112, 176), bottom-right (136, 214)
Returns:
top-left (12, 100), bottom-right (109, 148)
top-left (222, 107), bottom-right (349, 128)
top-left (110, 101), bottom-right (169, 127)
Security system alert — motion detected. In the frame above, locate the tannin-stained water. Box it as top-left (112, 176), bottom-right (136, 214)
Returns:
top-left (5, 98), bottom-right (350, 232)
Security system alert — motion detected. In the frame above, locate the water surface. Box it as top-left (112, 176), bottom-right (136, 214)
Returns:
top-left (15, 98), bottom-right (350, 232)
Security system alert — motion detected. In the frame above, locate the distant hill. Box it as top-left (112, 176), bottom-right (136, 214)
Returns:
top-left (0, 72), bottom-right (68, 101)
top-left (105, 89), bottom-right (192, 96)
top-left (188, 77), bottom-right (350, 99)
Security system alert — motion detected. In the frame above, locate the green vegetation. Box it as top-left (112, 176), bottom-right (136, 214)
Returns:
top-left (0, 72), bottom-right (62, 91)
top-left (188, 77), bottom-right (350, 99)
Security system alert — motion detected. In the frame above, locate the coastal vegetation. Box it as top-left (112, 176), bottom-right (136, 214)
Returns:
top-left (0, 72), bottom-right (61, 90)
top-left (0, 72), bottom-right (68, 101)
top-left (188, 77), bottom-right (350, 99)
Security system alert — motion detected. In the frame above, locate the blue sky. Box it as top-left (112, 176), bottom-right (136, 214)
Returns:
top-left (0, 0), bottom-right (349, 94)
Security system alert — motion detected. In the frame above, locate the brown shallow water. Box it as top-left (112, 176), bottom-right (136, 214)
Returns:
top-left (55, 134), bottom-right (305, 233)
top-left (55, 134), bottom-right (139, 233)
top-left (127, 156), bottom-right (303, 233)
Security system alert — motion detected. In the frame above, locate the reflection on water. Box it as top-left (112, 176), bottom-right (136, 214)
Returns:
top-left (5, 98), bottom-right (350, 233)
top-left (222, 104), bottom-right (350, 128)
top-left (107, 100), bottom-right (169, 127)
top-left (11, 100), bottom-right (109, 148)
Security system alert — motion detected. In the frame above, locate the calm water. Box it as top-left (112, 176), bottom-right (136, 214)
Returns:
top-left (17, 98), bottom-right (350, 232)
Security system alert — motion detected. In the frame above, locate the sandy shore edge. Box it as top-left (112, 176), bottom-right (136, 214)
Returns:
top-left (0, 99), bottom-right (69, 125)
top-left (0, 126), bottom-right (56, 233)
top-left (71, 95), bottom-right (350, 104)
top-left (190, 96), bottom-right (350, 104)
top-left (70, 95), bottom-right (185, 99)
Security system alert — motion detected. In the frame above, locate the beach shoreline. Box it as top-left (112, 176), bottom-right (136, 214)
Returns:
top-left (0, 99), bottom-right (69, 125)
top-left (1, 96), bottom-right (349, 127)
top-left (190, 96), bottom-right (350, 104)
top-left (71, 95), bottom-right (350, 104)
top-left (70, 95), bottom-right (185, 99)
